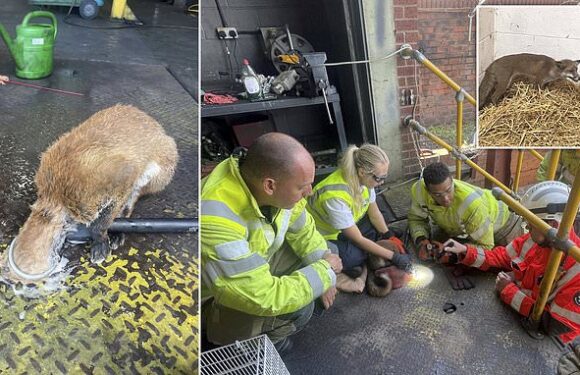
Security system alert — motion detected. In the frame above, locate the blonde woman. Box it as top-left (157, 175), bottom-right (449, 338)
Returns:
top-left (307, 144), bottom-right (411, 292)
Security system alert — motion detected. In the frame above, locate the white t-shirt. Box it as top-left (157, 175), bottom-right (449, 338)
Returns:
top-left (323, 187), bottom-right (376, 230)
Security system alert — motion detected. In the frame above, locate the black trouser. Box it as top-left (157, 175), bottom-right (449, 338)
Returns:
top-left (330, 215), bottom-right (379, 272)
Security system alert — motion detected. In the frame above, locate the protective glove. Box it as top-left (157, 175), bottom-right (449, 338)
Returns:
top-left (386, 236), bottom-right (406, 253)
top-left (391, 252), bottom-right (413, 273)
top-left (417, 238), bottom-right (435, 261)
top-left (434, 241), bottom-right (458, 264)
top-left (444, 266), bottom-right (475, 290)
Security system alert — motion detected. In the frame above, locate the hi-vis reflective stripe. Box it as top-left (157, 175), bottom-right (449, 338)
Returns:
top-left (456, 190), bottom-right (483, 219)
top-left (551, 302), bottom-right (580, 325)
top-left (469, 246), bottom-right (486, 268)
top-left (506, 237), bottom-right (534, 265)
top-left (288, 210), bottom-right (307, 233)
top-left (510, 290), bottom-right (527, 311)
top-left (494, 202), bottom-right (505, 231)
top-left (268, 210), bottom-right (292, 254)
top-left (470, 219), bottom-right (491, 241)
top-left (204, 253), bottom-right (267, 285)
top-left (311, 184), bottom-right (351, 203)
top-left (548, 263), bottom-right (580, 302)
top-left (298, 264), bottom-right (325, 298)
top-left (215, 240), bottom-right (250, 260)
top-left (414, 182), bottom-right (426, 207)
top-left (303, 249), bottom-right (327, 265)
top-left (202, 200), bottom-right (245, 227)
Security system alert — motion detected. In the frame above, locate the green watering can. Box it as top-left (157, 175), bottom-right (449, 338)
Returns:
top-left (0, 11), bottom-right (57, 79)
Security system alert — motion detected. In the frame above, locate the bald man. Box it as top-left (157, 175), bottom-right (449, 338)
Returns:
top-left (201, 133), bottom-right (342, 353)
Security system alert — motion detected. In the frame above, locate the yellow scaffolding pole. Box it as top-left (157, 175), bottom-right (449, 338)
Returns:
top-left (528, 149), bottom-right (544, 162)
top-left (492, 175), bottom-right (580, 322)
top-left (399, 45), bottom-right (475, 182)
top-left (405, 117), bottom-right (514, 196)
top-left (455, 92), bottom-right (464, 180)
top-left (410, 51), bottom-right (476, 107)
top-left (513, 150), bottom-right (524, 192)
top-left (547, 149), bottom-right (562, 181)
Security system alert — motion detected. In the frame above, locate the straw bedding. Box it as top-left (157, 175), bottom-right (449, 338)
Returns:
top-left (478, 81), bottom-right (580, 147)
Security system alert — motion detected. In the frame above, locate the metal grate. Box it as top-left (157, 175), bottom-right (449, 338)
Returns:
top-left (201, 335), bottom-right (290, 375)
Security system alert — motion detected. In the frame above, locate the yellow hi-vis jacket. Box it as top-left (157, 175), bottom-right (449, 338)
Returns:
top-left (408, 179), bottom-right (510, 249)
top-left (201, 156), bottom-right (336, 317)
top-left (306, 169), bottom-right (371, 240)
top-left (537, 150), bottom-right (579, 185)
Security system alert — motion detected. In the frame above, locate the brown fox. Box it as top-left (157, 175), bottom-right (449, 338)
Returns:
top-left (7, 104), bottom-right (178, 281)
top-left (478, 53), bottom-right (580, 110)
top-left (366, 240), bottom-right (411, 297)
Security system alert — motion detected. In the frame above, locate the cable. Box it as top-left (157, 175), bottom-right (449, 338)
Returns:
top-left (63, 14), bottom-right (196, 30)
top-left (376, 176), bottom-right (419, 196)
top-left (232, 38), bottom-right (240, 74)
top-left (187, 4), bottom-right (198, 14)
top-left (316, 46), bottom-right (407, 67)
top-left (214, 0), bottom-right (228, 27)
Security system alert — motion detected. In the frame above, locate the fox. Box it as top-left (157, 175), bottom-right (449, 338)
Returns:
top-left (366, 240), bottom-right (411, 298)
top-left (478, 53), bottom-right (580, 110)
top-left (6, 104), bottom-right (178, 282)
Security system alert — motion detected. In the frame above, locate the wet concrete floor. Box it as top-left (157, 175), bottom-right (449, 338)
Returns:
top-left (0, 0), bottom-right (198, 372)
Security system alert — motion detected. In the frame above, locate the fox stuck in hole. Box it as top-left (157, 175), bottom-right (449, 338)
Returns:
top-left (6, 104), bottom-right (178, 282)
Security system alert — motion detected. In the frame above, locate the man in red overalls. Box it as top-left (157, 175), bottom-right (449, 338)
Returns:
top-left (444, 181), bottom-right (580, 346)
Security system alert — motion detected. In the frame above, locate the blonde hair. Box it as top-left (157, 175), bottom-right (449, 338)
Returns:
top-left (339, 143), bottom-right (389, 211)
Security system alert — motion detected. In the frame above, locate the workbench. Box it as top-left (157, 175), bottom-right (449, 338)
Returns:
top-left (201, 92), bottom-right (348, 151)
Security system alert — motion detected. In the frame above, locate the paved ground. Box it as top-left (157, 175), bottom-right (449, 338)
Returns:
top-left (283, 179), bottom-right (568, 375)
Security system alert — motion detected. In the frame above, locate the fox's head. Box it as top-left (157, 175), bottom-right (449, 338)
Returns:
top-left (556, 59), bottom-right (580, 82)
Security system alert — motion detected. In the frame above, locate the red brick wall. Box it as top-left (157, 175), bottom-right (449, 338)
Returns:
top-left (471, 150), bottom-right (545, 190)
top-left (394, 0), bottom-right (556, 184)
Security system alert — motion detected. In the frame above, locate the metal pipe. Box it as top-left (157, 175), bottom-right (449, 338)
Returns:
top-left (405, 117), bottom-right (514, 196)
top-left (531, 173), bottom-right (580, 321)
top-left (528, 149), bottom-right (544, 162)
top-left (456, 91), bottom-right (465, 180)
top-left (547, 149), bottom-right (562, 181)
top-left (412, 50), bottom-right (476, 106)
top-left (284, 24), bottom-right (294, 51)
top-left (491, 188), bottom-right (580, 265)
top-left (513, 150), bottom-right (524, 192)
top-left (66, 218), bottom-right (199, 243)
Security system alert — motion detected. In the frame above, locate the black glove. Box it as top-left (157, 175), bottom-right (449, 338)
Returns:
top-left (391, 252), bottom-right (413, 273)
top-left (444, 267), bottom-right (475, 290)
top-left (378, 230), bottom-right (395, 241)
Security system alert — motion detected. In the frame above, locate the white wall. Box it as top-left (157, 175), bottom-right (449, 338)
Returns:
top-left (478, 6), bottom-right (580, 76)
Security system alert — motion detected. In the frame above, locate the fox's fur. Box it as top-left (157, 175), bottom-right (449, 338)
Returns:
top-left (10, 104), bottom-right (178, 280)
top-left (479, 53), bottom-right (580, 110)
top-left (366, 240), bottom-right (396, 298)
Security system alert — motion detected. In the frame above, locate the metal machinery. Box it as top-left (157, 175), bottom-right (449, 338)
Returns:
top-left (260, 25), bottom-right (335, 123)
top-left (28, 0), bottom-right (104, 20)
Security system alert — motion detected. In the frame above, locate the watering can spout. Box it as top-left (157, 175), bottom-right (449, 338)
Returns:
top-left (0, 24), bottom-right (23, 70)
